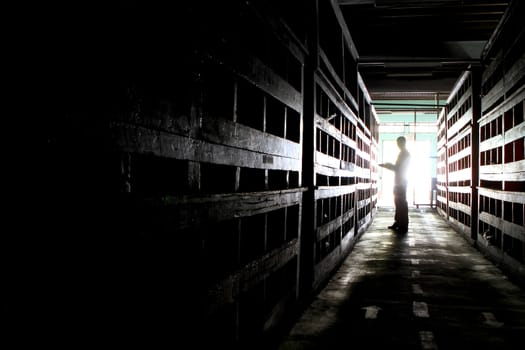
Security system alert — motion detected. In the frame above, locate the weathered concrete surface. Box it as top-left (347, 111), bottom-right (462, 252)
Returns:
top-left (276, 207), bottom-right (525, 349)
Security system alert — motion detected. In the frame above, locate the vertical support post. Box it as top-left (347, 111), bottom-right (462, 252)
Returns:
top-left (413, 109), bottom-right (417, 206)
top-left (445, 100), bottom-right (450, 220)
top-left (298, 0), bottom-right (318, 300)
top-left (471, 67), bottom-right (481, 240)
top-left (120, 152), bottom-right (132, 193)
top-left (433, 93), bottom-right (440, 209)
top-left (188, 161), bottom-right (201, 192)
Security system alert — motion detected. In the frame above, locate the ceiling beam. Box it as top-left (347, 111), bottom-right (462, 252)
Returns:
top-left (338, 0), bottom-right (375, 5)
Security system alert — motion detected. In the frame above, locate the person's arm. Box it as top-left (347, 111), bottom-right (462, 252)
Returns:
top-left (379, 162), bottom-right (395, 171)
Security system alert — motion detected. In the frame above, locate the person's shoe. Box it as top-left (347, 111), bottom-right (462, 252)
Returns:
top-left (396, 226), bottom-right (408, 234)
top-left (388, 224), bottom-right (398, 230)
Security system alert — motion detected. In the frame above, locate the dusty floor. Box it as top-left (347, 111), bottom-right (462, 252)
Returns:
top-left (276, 207), bottom-right (525, 349)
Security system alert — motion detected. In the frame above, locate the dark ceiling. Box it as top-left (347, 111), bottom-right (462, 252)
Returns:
top-left (338, 0), bottom-right (510, 101)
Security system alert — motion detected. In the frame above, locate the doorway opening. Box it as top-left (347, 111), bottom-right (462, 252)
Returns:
top-left (378, 139), bottom-right (435, 208)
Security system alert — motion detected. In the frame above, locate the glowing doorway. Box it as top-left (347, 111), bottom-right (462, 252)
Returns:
top-left (378, 139), bottom-right (432, 207)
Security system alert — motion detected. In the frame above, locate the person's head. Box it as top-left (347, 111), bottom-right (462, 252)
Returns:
top-left (397, 136), bottom-right (406, 150)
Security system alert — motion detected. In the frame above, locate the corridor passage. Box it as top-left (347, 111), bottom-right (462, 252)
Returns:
top-left (277, 208), bottom-right (525, 349)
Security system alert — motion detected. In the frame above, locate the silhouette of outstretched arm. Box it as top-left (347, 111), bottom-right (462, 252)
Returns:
top-left (379, 162), bottom-right (395, 171)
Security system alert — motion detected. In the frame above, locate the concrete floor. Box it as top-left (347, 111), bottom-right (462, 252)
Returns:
top-left (276, 207), bottom-right (525, 349)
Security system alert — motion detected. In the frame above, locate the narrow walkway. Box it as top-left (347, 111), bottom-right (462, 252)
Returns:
top-left (277, 208), bottom-right (525, 349)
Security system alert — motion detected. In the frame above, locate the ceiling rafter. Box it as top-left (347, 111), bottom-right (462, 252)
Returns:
top-left (337, 0), bottom-right (510, 100)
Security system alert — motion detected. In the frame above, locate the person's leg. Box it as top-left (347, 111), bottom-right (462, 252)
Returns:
top-left (389, 186), bottom-right (400, 229)
top-left (395, 186), bottom-right (409, 232)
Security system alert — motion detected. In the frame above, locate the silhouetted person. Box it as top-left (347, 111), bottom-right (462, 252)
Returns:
top-left (379, 136), bottom-right (411, 233)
